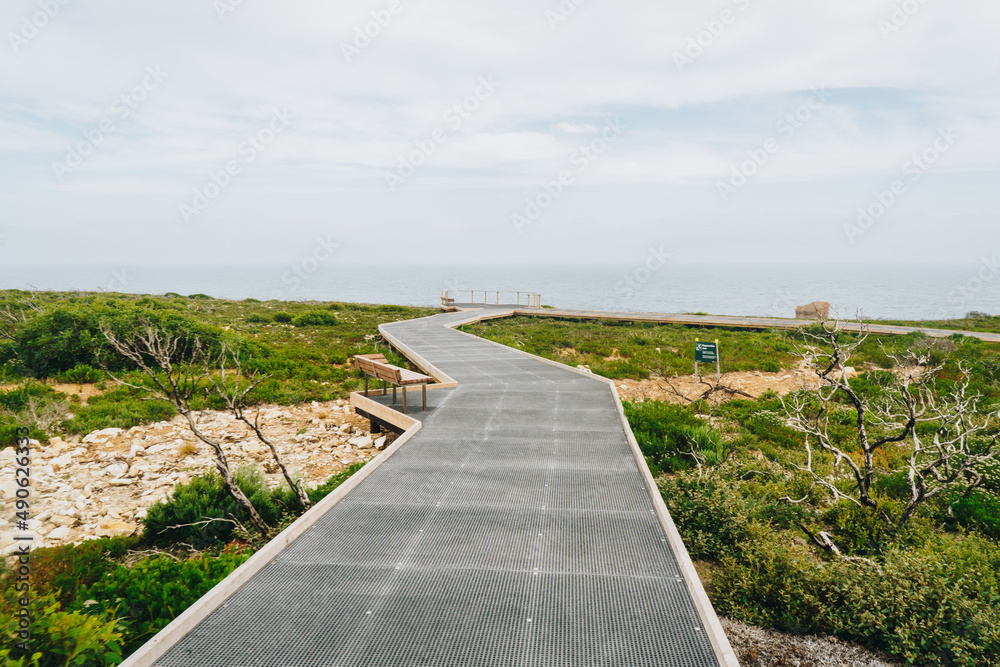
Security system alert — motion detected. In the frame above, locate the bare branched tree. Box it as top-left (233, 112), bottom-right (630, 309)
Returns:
top-left (0, 298), bottom-right (41, 342)
top-left (637, 360), bottom-right (755, 405)
top-left (207, 345), bottom-right (311, 510)
top-left (780, 319), bottom-right (998, 536)
top-left (99, 323), bottom-right (270, 535)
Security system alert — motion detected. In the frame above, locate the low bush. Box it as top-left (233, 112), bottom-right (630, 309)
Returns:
top-left (61, 387), bottom-right (175, 435)
top-left (943, 489), bottom-right (1000, 540)
top-left (308, 461), bottom-right (365, 504)
top-left (25, 536), bottom-right (139, 606)
top-left (0, 593), bottom-right (124, 667)
top-left (272, 312), bottom-right (293, 323)
top-left (624, 401), bottom-right (726, 473)
top-left (657, 472), bottom-right (764, 561)
top-left (142, 465), bottom-right (282, 548)
top-left (56, 363), bottom-right (105, 384)
top-left (665, 469), bottom-right (1000, 665)
top-left (75, 548), bottom-right (251, 652)
top-left (292, 311), bottom-right (339, 327)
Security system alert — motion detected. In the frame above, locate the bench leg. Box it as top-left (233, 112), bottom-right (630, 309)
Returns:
top-left (392, 386), bottom-right (397, 404)
top-left (364, 375), bottom-right (369, 397)
top-left (382, 380), bottom-right (387, 396)
top-left (422, 384), bottom-right (427, 411)
top-left (401, 386), bottom-right (407, 414)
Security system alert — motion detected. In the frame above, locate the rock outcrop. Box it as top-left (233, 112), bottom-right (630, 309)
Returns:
top-left (795, 301), bottom-right (830, 320)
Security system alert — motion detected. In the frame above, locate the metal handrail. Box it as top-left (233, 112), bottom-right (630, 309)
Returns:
top-left (441, 290), bottom-right (541, 308)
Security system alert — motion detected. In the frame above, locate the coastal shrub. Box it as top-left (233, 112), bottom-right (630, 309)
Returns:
top-left (942, 489), bottom-right (1000, 540)
top-left (292, 311), bottom-right (339, 327)
top-left (0, 382), bottom-right (61, 446)
top-left (308, 461), bottom-right (366, 504)
top-left (142, 465), bottom-right (281, 547)
top-left (0, 593), bottom-right (124, 667)
top-left (25, 536), bottom-right (139, 607)
top-left (75, 549), bottom-right (251, 652)
top-left (11, 304), bottom-right (223, 377)
top-left (0, 381), bottom-right (61, 412)
top-left (658, 473), bottom-right (764, 561)
top-left (272, 311), bottom-right (293, 323)
top-left (245, 313), bottom-right (271, 324)
top-left (624, 401), bottom-right (726, 473)
top-left (61, 387), bottom-right (175, 435)
top-left (663, 469), bottom-right (1000, 665)
top-left (56, 363), bottom-right (105, 384)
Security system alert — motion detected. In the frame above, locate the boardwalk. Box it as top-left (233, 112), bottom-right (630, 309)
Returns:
top-left (140, 309), bottom-right (731, 666)
top-left (455, 306), bottom-right (1000, 344)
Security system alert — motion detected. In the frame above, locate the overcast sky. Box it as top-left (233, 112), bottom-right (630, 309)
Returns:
top-left (1, 0), bottom-right (998, 267)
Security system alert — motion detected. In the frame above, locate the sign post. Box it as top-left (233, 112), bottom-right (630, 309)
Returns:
top-left (695, 339), bottom-right (720, 384)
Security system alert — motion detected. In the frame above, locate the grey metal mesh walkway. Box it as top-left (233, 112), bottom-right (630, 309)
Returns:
top-left (152, 310), bottom-right (721, 666)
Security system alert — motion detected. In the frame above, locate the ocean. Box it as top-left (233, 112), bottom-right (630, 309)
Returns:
top-left (1, 263), bottom-right (997, 322)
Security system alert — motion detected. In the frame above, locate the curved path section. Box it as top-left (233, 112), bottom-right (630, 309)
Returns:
top-left (144, 308), bottom-right (734, 666)
top-left (464, 307), bottom-right (1000, 343)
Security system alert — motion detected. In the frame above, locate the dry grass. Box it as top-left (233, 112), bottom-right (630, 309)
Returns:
top-left (176, 442), bottom-right (198, 458)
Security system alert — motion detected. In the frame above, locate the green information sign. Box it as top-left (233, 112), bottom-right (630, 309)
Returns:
top-left (695, 341), bottom-right (718, 363)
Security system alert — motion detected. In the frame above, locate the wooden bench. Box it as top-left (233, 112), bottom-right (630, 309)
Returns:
top-left (354, 354), bottom-right (433, 413)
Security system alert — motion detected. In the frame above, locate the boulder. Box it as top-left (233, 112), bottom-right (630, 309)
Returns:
top-left (51, 514), bottom-right (80, 528)
top-left (83, 427), bottom-right (125, 443)
top-left (51, 454), bottom-right (73, 472)
top-left (349, 436), bottom-right (373, 449)
top-left (104, 463), bottom-right (128, 477)
top-left (47, 526), bottom-right (72, 541)
top-left (795, 301), bottom-right (830, 320)
top-left (95, 519), bottom-right (137, 538)
top-left (374, 436), bottom-right (387, 451)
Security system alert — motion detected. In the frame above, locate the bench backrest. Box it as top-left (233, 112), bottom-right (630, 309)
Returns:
top-left (354, 354), bottom-right (388, 376)
top-left (372, 361), bottom-right (402, 384)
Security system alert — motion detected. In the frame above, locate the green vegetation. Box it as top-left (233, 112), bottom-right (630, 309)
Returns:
top-left (0, 290), bottom-right (434, 446)
top-left (459, 315), bottom-right (798, 379)
top-left (144, 465), bottom-right (292, 548)
top-left (0, 460), bottom-right (365, 664)
top-left (880, 311), bottom-right (1000, 335)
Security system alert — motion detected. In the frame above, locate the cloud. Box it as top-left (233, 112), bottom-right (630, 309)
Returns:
top-left (0, 0), bottom-right (997, 266)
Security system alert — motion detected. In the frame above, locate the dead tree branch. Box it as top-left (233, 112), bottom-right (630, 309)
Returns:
top-left (207, 345), bottom-right (312, 510)
top-left (99, 322), bottom-right (270, 535)
top-left (781, 318), bottom-right (999, 532)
